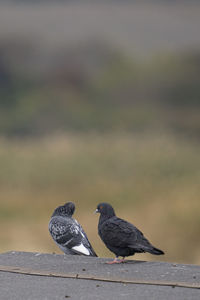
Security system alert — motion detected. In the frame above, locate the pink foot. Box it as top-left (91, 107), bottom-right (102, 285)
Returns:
top-left (106, 258), bottom-right (126, 264)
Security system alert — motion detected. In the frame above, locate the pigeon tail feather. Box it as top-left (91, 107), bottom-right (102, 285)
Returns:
top-left (148, 247), bottom-right (164, 255)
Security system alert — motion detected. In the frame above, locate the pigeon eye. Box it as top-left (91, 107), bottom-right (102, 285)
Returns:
top-left (100, 206), bottom-right (103, 210)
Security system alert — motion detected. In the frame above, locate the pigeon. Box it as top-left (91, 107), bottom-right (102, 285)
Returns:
top-left (95, 202), bottom-right (164, 264)
top-left (49, 202), bottom-right (97, 256)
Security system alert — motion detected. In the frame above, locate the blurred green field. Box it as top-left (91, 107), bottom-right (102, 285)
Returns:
top-left (0, 133), bottom-right (199, 264)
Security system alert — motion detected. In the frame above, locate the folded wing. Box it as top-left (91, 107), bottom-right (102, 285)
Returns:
top-left (49, 216), bottom-right (97, 256)
top-left (100, 217), bottom-right (156, 253)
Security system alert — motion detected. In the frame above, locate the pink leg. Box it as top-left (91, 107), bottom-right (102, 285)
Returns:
top-left (106, 257), bottom-right (126, 264)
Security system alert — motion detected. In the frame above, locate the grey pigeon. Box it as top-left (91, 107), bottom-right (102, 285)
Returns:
top-left (49, 202), bottom-right (97, 256)
top-left (95, 202), bottom-right (164, 264)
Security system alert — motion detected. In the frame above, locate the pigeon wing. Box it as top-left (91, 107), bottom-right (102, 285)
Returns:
top-left (75, 221), bottom-right (97, 257)
top-left (49, 216), bottom-right (91, 255)
top-left (99, 217), bottom-right (146, 249)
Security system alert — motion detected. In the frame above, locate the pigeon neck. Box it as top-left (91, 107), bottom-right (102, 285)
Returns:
top-left (99, 212), bottom-right (115, 225)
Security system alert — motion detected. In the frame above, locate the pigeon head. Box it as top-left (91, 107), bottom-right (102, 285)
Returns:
top-left (95, 203), bottom-right (116, 217)
top-left (52, 202), bottom-right (75, 217)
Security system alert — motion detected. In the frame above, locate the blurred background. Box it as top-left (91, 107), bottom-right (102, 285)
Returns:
top-left (0, 0), bottom-right (200, 264)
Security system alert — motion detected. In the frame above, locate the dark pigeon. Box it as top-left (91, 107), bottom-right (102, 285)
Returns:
top-left (95, 202), bottom-right (164, 264)
top-left (49, 202), bottom-right (97, 256)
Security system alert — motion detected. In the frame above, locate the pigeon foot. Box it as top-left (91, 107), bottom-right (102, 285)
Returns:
top-left (106, 258), bottom-right (125, 264)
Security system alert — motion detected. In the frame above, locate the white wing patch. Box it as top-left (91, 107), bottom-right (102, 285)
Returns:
top-left (72, 243), bottom-right (90, 256)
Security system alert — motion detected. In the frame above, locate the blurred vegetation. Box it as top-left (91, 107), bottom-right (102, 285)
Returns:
top-left (0, 37), bottom-right (200, 264)
top-left (0, 134), bottom-right (200, 263)
top-left (0, 38), bottom-right (200, 138)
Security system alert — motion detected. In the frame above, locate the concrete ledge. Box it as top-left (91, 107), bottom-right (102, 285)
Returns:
top-left (0, 251), bottom-right (199, 300)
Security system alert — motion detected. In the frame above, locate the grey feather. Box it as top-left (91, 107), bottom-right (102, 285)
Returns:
top-left (49, 202), bottom-right (97, 257)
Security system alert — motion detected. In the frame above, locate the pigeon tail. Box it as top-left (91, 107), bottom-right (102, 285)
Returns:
top-left (90, 251), bottom-right (98, 257)
top-left (148, 247), bottom-right (164, 255)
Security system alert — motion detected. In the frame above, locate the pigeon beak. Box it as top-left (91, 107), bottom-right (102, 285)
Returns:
top-left (94, 209), bottom-right (99, 214)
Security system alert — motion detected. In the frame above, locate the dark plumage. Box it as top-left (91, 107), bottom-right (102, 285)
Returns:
top-left (49, 202), bottom-right (97, 257)
top-left (95, 202), bottom-right (164, 263)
